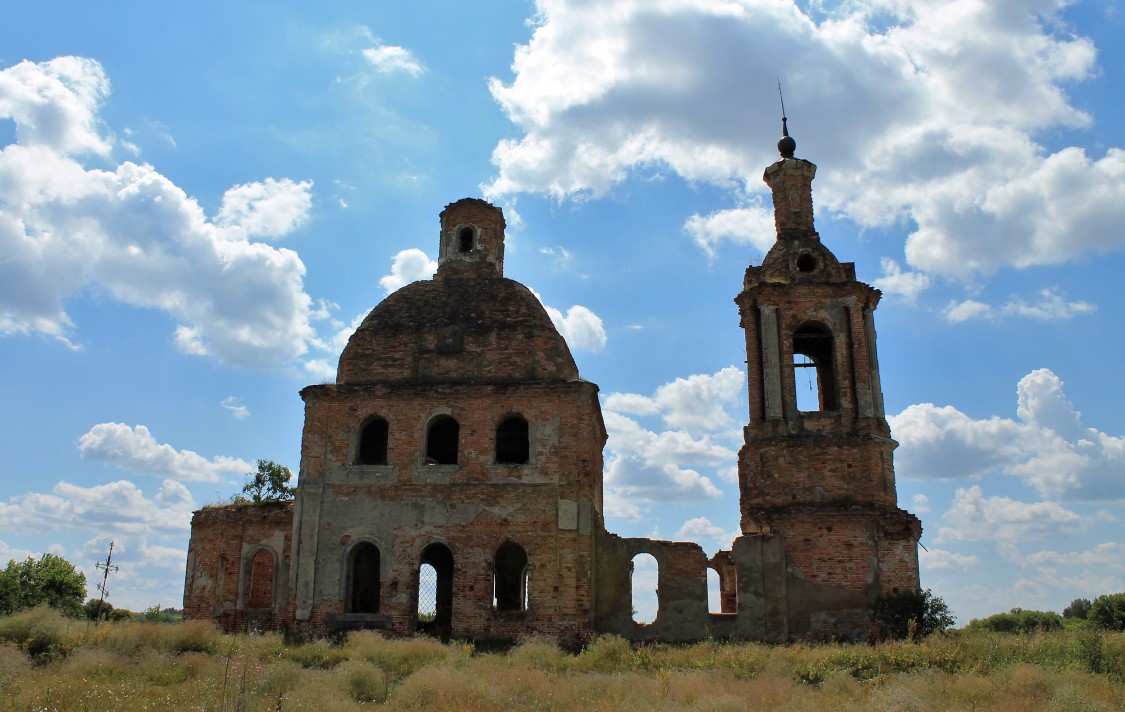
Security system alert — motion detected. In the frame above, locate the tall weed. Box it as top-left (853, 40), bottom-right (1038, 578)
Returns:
top-left (0, 606), bottom-right (83, 662)
top-left (345, 629), bottom-right (469, 680)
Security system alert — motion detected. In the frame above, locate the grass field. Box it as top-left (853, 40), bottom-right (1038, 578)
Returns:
top-left (1, 607), bottom-right (1122, 711)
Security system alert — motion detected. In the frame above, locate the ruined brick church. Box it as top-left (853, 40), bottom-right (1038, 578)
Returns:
top-left (183, 127), bottom-right (921, 642)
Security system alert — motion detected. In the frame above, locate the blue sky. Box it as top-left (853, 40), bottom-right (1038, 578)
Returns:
top-left (0, 0), bottom-right (1121, 623)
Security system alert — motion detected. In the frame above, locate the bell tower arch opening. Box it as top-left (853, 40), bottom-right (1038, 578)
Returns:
top-left (792, 323), bottom-right (836, 412)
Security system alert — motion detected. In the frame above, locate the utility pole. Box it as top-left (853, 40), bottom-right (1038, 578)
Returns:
top-left (94, 540), bottom-right (119, 624)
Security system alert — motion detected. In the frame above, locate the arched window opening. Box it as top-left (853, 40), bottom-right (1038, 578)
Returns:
top-left (418, 563), bottom-right (437, 620)
top-left (426, 416), bottom-right (459, 465)
top-left (792, 323), bottom-right (837, 412)
top-left (458, 226), bottom-right (475, 253)
top-left (493, 542), bottom-right (529, 612)
top-left (246, 549), bottom-right (275, 609)
top-left (418, 543), bottom-right (454, 638)
top-left (631, 553), bottom-right (659, 625)
top-left (357, 417), bottom-right (388, 465)
top-left (495, 416), bottom-right (530, 464)
top-left (348, 542), bottom-right (381, 614)
top-left (706, 568), bottom-right (722, 614)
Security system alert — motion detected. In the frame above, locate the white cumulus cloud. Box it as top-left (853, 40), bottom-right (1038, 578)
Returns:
top-left (484, 0), bottom-right (1123, 283)
top-left (601, 366), bottom-right (745, 510)
top-left (542, 302), bottom-right (607, 353)
top-left (0, 57), bottom-right (320, 370)
top-left (919, 547), bottom-right (980, 572)
top-left (890, 369), bottom-right (1124, 502)
top-left (936, 485), bottom-right (1086, 545)
top-left (216, 178), bottom-right (313, 240)
top-left (684, 204), bottom-right (774, 258)
top-left (675, 516), bottom-right (737, 550)
top-left (379, 248), bottom-right (438, 294)
top-left (943, 288), bottom-right (1096, 323)
top-left (0, 479), bottom-right (196, 536)
top-left (873, 258), bottom-right (932, 302)
top-left (77, 422), bottom-right (252, 483)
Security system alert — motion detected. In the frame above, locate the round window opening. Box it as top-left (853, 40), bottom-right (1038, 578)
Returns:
top-left (796, 254), bottom-right (818, 273)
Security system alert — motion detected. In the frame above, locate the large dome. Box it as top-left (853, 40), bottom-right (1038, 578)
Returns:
top-left (337, 272), bottom-right (579, 385)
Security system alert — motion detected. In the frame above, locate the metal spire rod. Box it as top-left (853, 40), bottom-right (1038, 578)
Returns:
top-left (94, 540), bottom-right (119, 624)
top-left (777, 78), bottom-right (789, 136)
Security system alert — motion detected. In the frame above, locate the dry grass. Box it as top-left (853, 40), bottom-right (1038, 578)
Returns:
top-left (0, 608), bottom-right (1121, 711)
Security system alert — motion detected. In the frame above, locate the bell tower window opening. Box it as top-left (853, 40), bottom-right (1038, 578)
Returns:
top-left (495, 415), bottom-right (530, 464)
top-left (357, 416), bottom-right (389, 465)
top-left (426, 415), bottom-right (459, 465)
top-left (493, 541), bottom-right (529, 612)
top-left (458, 226), bottom-right (475, 253)
top-left (792, 323), bottom-right (837, 412)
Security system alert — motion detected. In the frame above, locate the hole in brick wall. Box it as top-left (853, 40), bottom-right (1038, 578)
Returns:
top-left (357, 417), bottom-right (388, 465)
top-left (495, 415), bottom-right (530, 464)
top-left (458, 226), bottom-right (475, 252)
top-left (347, 542), bottom-right (381, 613)
top-left (426, 416), bottom-right (459, 465)
top-left (631, 553), bottom-right (658, 625)
top-left (796, 253), bottom-right (817, 272)
top-left (706, 568), bottom-right (721, 614)
top-left (493, 541), bottom-right (529, 611)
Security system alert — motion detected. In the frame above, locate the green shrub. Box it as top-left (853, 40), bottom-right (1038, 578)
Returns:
top-left (91, 620), bottom-right (166, 657)
top-left (507, 636), bottom-right (568, 673)
top-left (0, 606), bottom-right (82, 662)
top-left (1088, 593), bottom-right (1125, 632)
top-left (340, 660), bottom-right (389, 703)
top-left (1063, 597), bottom-right (1092, 620)
top-left (872, 589), bottom-right (955, 641)
top-left (345, 630), bottom-right (466, 680)
top-left (576, 634), bottom-right (638, 672)
top-left (968, 608), bottom-right (1063, 634)
top-left (163, 619), bottom-right (220, 653)
top-left (282, 638), bottom-right (349, 669)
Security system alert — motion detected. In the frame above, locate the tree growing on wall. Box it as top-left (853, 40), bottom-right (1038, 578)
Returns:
top-left (232, 459), bottom-right (295, 503)
top-left (0, 554), bottom-right (87, 618)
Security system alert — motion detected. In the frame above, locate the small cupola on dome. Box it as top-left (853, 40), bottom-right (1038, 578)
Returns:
top-left (437, 198), bottom-right (506, 278)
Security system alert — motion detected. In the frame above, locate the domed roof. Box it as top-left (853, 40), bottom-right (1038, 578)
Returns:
top-left (337, 273), bottom-right (579, 385)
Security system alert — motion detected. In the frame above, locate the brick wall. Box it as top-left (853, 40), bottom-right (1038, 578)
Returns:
top-left (183, 501), bottom-right (293, 632)
top-left (292, 379), bottom-right (605, 642)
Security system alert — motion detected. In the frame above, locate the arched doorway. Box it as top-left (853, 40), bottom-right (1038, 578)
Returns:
top-left (417, 543), bottom-right (454, 639)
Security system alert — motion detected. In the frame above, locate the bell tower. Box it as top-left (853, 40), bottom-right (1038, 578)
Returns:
top-left (733, 118), bottom-right (921, 638)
